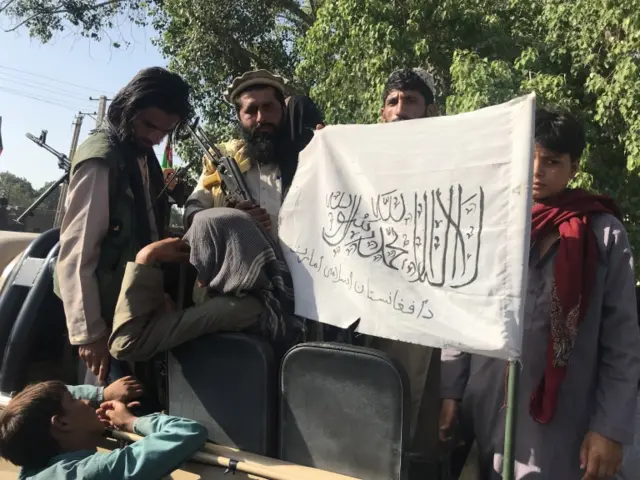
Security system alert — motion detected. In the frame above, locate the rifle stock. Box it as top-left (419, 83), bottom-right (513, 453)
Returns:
top-left (186, 125), bottom-right (254, 205)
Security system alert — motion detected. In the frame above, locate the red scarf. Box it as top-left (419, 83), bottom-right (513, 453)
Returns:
top-left (528, 188), bottom-right (621, 423)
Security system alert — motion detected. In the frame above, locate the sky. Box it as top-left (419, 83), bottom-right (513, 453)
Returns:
top-left (0, 22), bottom-right (177, 189)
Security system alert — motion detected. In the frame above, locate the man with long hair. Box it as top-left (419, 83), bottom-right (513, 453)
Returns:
top-left (55, 67), bottom-right (193, 384)
top-left (79, 70), bottom-right (320, 366)
top-left (439, 108), bottom-right (640, 479)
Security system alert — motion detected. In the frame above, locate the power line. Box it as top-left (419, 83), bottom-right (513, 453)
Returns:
top-left (0, 74), bottom-right (94, 103)
top-left (0, 71), bottom-right (89, 98)
top-left (0, 87), bottom-right (89, 112)
top-left (0, 86), bottom-right (92, 111)
top-left (0, 64), bottom-right (110, 94)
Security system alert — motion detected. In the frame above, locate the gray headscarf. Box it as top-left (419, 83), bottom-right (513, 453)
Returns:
top-left (183, 208), bottom-right (294, 337)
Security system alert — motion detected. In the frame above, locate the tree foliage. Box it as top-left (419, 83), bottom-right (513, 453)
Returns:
top-left (0, 0), bottom-right (147, 47)
top-left (0, 172), bottom-right (59, 210)
top-left (151, 0), bottom-right (320, 145)
top-left (35, 180), bottom-right (61, 210)
top-left (299, 0), bottom-right (640, 276)
top-left (0, 172), bottom-right (38, 208)
top-left (297, 0), bottom-right (532, 123)
top-left (1, 0), bottom-right (316, 134)
top-left (4, 0), bottom-right (640, 274)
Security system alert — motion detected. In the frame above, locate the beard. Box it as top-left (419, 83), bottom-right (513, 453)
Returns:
top-left (109, 119), bottom-right (151, 156)
top-left (240, 124), bottom-right (283, 167)
top-left (129, 137), bottom-right (153, 156)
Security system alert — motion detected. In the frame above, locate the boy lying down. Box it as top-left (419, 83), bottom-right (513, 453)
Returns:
top-left (0, 376), bottom-right (206, 479)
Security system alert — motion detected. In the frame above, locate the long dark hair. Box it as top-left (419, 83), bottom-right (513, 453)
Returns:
top-left (106, 67), bottom-right (193, 142)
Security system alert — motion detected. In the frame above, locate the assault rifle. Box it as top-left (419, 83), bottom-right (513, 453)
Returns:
top-left (185, 120), bottom-right (254, 205)
top-left (16, 130), bottom-right (70, 225)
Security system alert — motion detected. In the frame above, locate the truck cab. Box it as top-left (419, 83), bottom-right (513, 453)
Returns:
top-left (0, 228), bottom-right (446, 479)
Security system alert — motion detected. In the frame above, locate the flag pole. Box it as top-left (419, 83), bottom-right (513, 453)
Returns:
top-left (502, 360), bottom-right (519, 480)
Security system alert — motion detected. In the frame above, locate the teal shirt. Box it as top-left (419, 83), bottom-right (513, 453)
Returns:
top-left (66, 385), bottom-right (105, 405)
top-left (19, 385), bottom-right (207, 480)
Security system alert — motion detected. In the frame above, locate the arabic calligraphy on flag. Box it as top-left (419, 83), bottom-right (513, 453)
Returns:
top-left (279, 94), bottom-right (535, 360)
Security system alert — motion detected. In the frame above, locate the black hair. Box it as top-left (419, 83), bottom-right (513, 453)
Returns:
top-left (0, 381), bottom-right (68, 469)
top-left (106, 67), bottom-right (193, 141)
top-left (233, 85), bottom-right (286, 114)
top-left (382, 69), bottom-right (434, 107)
top-left (535, 108), bottom-right (586, 163)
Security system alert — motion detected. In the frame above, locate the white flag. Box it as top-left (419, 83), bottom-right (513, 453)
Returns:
top-left (279, 94), bottom-right (535, 360)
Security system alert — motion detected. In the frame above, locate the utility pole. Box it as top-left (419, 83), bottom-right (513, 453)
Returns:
top-left (53, 114), bottom-right (84, 228)
top-left (52, 96), bottom-right (109, 228)
top-left (91, 95), bottom-right (109, 128)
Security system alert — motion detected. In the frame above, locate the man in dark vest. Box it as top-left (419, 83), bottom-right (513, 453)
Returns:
top-left (55, 67), bottom-right (193, 384)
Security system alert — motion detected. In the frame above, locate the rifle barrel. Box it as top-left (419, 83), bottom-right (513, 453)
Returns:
top-left (25, 132), bottom-right (69, 169)
top-left (15, 174), bottom-right (67, 224)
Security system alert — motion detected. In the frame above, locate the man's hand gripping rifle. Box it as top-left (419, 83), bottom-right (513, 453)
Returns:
top-left (186, 122), bottom-right (255, 206)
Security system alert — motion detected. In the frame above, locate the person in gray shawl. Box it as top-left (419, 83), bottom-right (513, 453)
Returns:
top-left (107, 208), bottom-right (295, 362)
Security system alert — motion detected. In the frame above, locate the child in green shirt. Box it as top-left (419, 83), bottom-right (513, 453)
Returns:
top-left (0, 377), bottom-right (206, 479)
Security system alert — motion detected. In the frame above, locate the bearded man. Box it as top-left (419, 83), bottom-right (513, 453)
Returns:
top-left (183, 70), bottom-right (323, 235)
top-left (113, 71), bottom-right (324, 361)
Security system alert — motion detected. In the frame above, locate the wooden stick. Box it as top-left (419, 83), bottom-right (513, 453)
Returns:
top-left (0, 391), bottom-right (358, 479)
top-left (109, 430), bottom-right (359, 480)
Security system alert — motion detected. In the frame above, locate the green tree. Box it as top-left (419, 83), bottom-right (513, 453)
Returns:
top-left (1, 0), bottom-right (319, 165)
top-left (299, 0), bottom-right (640, 275)
top-left (0, 172), bottom-right (37, 208)
top-left (2, 0), bottom-right (317, 128)
top-left (444, 0), bottom-right (640, 276)
top-left (35, 180), bottom-right (61, 211)
top-left (297, 0), bottom-right (535, 123)
top-left (0, 0), bottom-right (148, 45)
top-left (6, 0), bottom-right (640, 273)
